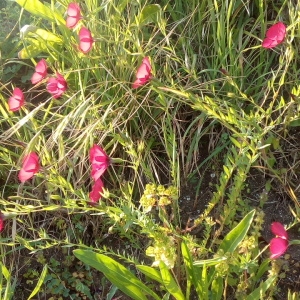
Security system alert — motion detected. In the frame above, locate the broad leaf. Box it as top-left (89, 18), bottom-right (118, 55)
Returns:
top-left (136, 265), bottom-right (163, 283)
top-left (138, 4), bottom-right (161, 25)
top-left (73, 250), bottom-right (160, 300)
top-left (219, 209), bottom-right (256, 253)
top-left (18, 26), bottom-right (62, 59)
top-left (159, 261), bottom-right (186, 300)
top-left (15, 0), bottom-right (64, 24)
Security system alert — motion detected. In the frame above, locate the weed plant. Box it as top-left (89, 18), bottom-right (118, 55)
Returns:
top-left (0, 0), bottom-right (300, 299)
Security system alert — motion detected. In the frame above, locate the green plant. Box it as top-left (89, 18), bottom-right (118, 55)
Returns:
top-left (0, 0), bottom-right (300, 298)
top-left (74, 210), bottom-right (279, 299)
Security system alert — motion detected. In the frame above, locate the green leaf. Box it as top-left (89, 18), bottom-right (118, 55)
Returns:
top-left (211, 277), bottom-right (223, 300)
top-left (136, 265), bottom-right (163, 283)
top-left (289, 119), bottom-right (300, 127)
top-left (27, 264), bottom-right (47, 300)
top-left (289, 239), bottom-right (300, 245)
top-left (138, 4), bottom-right (161, 25)
top-left (219, 209), bottom-right (256, 253)
top-left (73, 250), bottom-right (160, 300)
top-left (159, 261), bottom-right (186, 300)
top-left (18, 40), bottom-right (46, 59)
top-left (199, 264), bottom-right (208, 299)
top-left (0, 263), bottom-right (10, 281)
top-left (255, 259), bottom-right (270, 280)
top-left (229, 136), bottom-right (241, 148)
top-left (193, 256), bottom-right (227, 266)
top-left (18, 26), bottom-right (62, 59)
top-left (15, 0), bottom-right (64, 24)
top-left (245, 276), bottom-right (276, 300)
top-left (181, 241), bottom-right (202, 298)
top-left (21, 26), bottom-right (62, 43)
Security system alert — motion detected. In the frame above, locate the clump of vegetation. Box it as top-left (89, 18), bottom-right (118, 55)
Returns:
top-left (1, 0), bottom-right (300, 299)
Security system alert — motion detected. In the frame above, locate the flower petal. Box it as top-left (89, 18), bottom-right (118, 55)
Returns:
top-left (8, 88), bottom-right (24, 111)
top-left (66, 3), bottom-right (81, 28)
top-left (79, 27), bottom-right (94, 53)
top-left (18, 169), bottom-right (36, 183)
top-left (262, 38), bottom-right (278, 49)
top-left (89, 178), bottom-right (104, 204)
top-left (35, 59), bottom-right (47, 74)
top-left (270, 237), bottom-right (289, 259)
top-left (132, 57), bottom-right (152, 89)
top-left (18, 152), bottom-right (40, 182)
top-left (0, 213), bottom-right (4, 232)
top-left (46, 73), bottom-right (67, 98)
top-left (271, 222), bottom-right (288, 239)
top-left (31, 72), bottom-right (45, 85)
top-left (67, 3), bottom-right (81, 17)
top-left (90, 145), bottom-right (110, 181)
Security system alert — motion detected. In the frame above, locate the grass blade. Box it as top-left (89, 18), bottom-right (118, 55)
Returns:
top-left (28, 264), bottom-right (48, 300)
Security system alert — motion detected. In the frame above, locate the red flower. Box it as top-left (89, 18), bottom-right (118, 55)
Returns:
top-left (90, 145), bottom-right (110, 181)
top-left (262, 22), bottom-right (286, 49)
top-left (270, 222), bottom-right (289, 259)
top-left (18, 152), bottom-right (40, 183)
top-left (132, 57), bottom-right (152, 89)
top-left (89, 178), bottom-right (104, 204)
top-left (66, 2), bottom-right (82, 29)
top-left (46, 72), bottom-right (68, 98)
top-left (79, 27), bottom-right (94, 53)
top-left (31, 59), bottom-right (48, 84)
top-left (0, 212), bottom-right (4, 232)
top-left (8, 88), bottom-right (24, 111)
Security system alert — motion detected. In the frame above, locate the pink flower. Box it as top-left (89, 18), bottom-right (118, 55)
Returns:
top-left (46, 72), bottom-right (68, 98)
top-left (262, 22), bottom-right (286, 49)
top-left (66, 2), bottom-right (82, 29)
top-left (132, 57), bottom-right (152, 89)
top-left (270, 222), bottom-right (289, 259)
top-left (31, 59), bottom-right (48, 84)
top-left (0, 212), bottom-right (4, 232)
top-left (8, 88), bottom-right (24, 111)
top-left (89, 178), bottom-right (104, 204)
top-left (18, 152), bottom-right (40, 183)
top-left (79, 27), bottom-right (94, 53)
top-left (90, 145), bottom-right (110, 181)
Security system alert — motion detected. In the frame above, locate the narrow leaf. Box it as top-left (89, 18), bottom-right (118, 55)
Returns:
top-left (28, 264), bottom-right (48, 300)
top-left (200, 265), bottom-right (208, 299)
top-left (1, 263), bottom-right (10, 280)
top-left (193, 256), bottom-right (227, 266)
top-left (181, 241), bottom-right (202, 297)
top-left (211, 277), bottom-right (223, 300)
top-left (245, 276), bottom-right (276, 300)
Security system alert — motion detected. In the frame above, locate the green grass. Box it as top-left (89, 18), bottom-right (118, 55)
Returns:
top-left (0, 0), bottom-right (300, 298)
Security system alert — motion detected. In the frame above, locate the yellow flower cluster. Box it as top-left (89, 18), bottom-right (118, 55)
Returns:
top-left (140, 183), bottom-right (178, 212)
